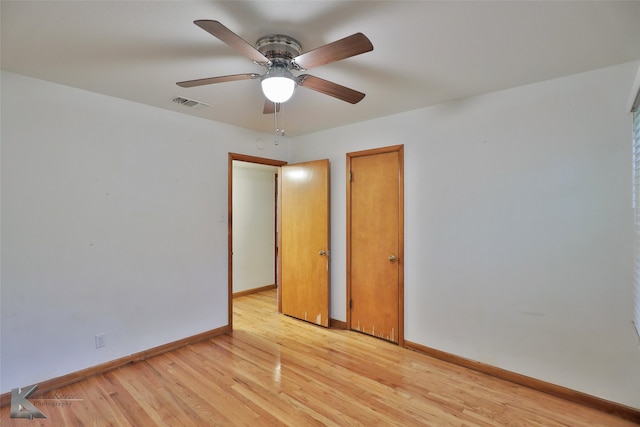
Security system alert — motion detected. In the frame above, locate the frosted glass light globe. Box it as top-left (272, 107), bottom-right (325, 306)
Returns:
top-left (261, 65), bottom-right (296, 103)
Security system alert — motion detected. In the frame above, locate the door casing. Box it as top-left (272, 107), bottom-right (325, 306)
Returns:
top-left (228, 153), bottom-right (287, 331)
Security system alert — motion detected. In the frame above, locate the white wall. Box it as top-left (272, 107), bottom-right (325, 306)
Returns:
top-left (3, 61), bottom-right (640, 409)
top-left (232, 162), bottom-right (277, 293)
top-left (0, 71), bottom-right (289, 392)
top-left (291, 62), bottom-right (640, 408)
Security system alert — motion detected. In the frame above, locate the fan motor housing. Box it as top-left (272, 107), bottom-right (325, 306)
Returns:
top-left (256, 34), bottom-right (302, 64)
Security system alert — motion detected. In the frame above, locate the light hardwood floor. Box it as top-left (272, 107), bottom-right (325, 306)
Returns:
top-left (1, 290), bottom-right (637, 426)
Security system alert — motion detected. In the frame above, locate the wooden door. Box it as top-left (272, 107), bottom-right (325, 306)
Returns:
top-left (279, 159), bottom-right (330, 327)
top-left (348, 146), bottom-right (404, 343)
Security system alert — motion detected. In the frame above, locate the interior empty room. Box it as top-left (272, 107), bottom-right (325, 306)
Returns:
top-left (2, 1), bottom-right (640, 425)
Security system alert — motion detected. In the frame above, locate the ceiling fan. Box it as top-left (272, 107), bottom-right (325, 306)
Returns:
top-left (177, 20), bottom-right (374, 114)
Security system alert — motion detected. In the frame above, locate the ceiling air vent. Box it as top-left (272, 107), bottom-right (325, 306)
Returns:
top-left (172, 96), bottom-right (211, 109)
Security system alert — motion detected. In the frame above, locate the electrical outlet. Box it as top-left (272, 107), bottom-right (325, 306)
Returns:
top-left (95, 333), bottom-right (106, 348)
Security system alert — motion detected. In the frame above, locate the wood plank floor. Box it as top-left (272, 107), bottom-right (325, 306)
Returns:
top-left (1, 289), bottom-right (637, 426)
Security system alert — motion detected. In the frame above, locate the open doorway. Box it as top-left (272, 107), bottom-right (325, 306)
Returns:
top-left (228, 153), bottom-right (287, 330)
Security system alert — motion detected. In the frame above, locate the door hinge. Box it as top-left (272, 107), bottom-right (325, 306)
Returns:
top-left (349, 299), bottom-right (353, 309)
top-left (349, 171), bottom-right (353, 182)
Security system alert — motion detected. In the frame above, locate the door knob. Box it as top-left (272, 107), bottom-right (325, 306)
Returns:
top-left (389, 255), bottom-right (397, 262)
top-left (319, 250), bottom-right (327, 256)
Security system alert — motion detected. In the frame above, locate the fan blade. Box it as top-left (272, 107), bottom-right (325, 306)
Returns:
top-left (194, 20), bottom-right (270, 65)
top-left (292, 33), bottom-right (373, 70)
top-left (177, 73), bottom-right (260, 88)
top-left (298, 74), bottom-right (365, 104)
top-left (263, 100), bottom-right (281, 115)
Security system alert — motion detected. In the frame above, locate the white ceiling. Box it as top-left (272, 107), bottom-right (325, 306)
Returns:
top-left (2, 1), bottom-right (640, 137)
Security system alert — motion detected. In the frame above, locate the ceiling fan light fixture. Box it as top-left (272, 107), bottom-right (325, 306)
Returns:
top-left (178, 21), bottom-right (374, 111)
top-left (261, 65), bottom-right (296, 103)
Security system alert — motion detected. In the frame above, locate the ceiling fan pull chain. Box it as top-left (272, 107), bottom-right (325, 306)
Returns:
top-left (274, 103), bottom-right (279, 145)
top-left (279, 103), bottom-right (285, 137)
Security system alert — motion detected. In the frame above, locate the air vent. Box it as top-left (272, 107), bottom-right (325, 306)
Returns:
top-left (172, 96), bottom-right (211, 109)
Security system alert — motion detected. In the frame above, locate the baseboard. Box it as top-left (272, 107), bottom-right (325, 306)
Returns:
top-left (0, 325), bottom-right (229, 408)
top-left (330, 318), bottom-right (347, 329)
top-left (232, 284), bottom-right (276, 298)
top-left (404, 340), bottom-right (640, 424)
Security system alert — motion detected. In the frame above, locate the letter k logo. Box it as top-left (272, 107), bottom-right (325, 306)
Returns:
top-left (10, 384), bottom-right (47, 419)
